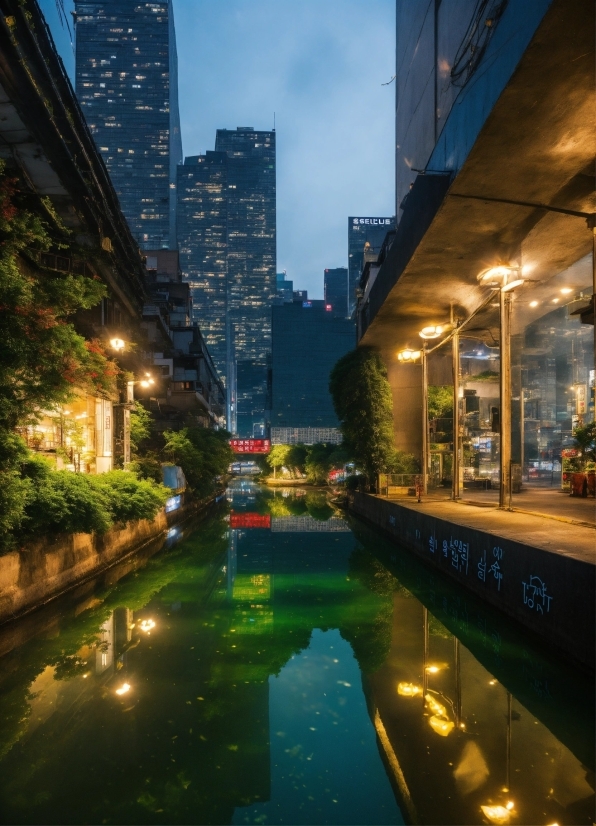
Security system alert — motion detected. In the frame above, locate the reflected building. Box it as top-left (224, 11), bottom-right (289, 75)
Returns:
top-left (74, 0), bottom-right (182, 250)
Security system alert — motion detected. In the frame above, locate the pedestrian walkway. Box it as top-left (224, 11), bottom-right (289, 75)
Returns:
top-left (455, 486), bottom-right (595, 527)
top-left (377, 493), bottom-right (595, 565)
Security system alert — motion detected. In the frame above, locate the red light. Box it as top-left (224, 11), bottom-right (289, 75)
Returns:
top-left (325, 304), bottom-right (332, 311)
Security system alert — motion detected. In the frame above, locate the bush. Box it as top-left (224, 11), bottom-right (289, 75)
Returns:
top-left (91, 471), bottom-right (169, 523)
top-left (25, 470), bottom-right (112, 536)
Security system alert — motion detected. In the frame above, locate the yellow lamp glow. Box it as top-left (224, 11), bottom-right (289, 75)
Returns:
top-left (419, 325), bottom-right (444, 340)
top-left (479, 803), bottom-right (515, 824)
top-left (397, 348), bottom-right (422, 362)
top-left (397, 682), bottom-right (423, 697)
top-left (425, 693), bottom-right (447, 718)
top-left (425, 665), bottom-right (440, 673)
top-left (115, 683), bottom-right (131, 696)
top-left (139, 619), bottom-right (156, 633)
top-left (109, 338), bottom-right (125, 351)
top-left (428, 715), bottom-right (454, 737)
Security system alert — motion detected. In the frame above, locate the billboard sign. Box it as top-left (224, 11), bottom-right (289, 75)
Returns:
top-left (230, 512), bottom-right (271, 529)
top-left (230, 439), bottom-right (271, 454)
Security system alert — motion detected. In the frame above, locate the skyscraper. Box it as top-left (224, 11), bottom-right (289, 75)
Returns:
top-left (324, 267), bottom-right (349, 318)
top-left (74, 0), bottom-right (182, 250)
top-left (347, 217), bottom-right (394, 315)
top-left (271, 300), bottom-right (355, 443)
top-left (177, 127), bottom-right (276, 435)
top-left (177, 151), bottom-right (228, 377)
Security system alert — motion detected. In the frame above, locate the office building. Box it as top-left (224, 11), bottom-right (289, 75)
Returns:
top-left (324, 267), bottom-right (349, 318)
top-left (177, 127), bottom-right (276, 435)
top-left (177, 151), bottom-right (228, 377)
top-left (74, 0), bottom-right (182, 250)
top-left (271, 301), bottom-right (355, 442)
top-left (275, 272), bottom-right (294, 304)
top-left (348, 217), bottom-right (394, 314)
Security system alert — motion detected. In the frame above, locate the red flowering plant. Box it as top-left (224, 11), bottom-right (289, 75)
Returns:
top-left (0, 160), bottom-right (113, 428)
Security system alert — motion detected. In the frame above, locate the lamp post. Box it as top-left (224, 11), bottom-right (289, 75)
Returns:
top-left (477, 267), bottom-right (524, 509)
top-left (397, 347), bottom-right (428, 494)
top-left (452, 324), bottom-right (461, 500)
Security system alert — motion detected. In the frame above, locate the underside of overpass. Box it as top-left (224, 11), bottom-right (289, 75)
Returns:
top-left (359, 0), bottom-right (595, 461)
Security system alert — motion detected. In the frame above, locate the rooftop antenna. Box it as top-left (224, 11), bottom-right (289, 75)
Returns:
top-left (273, 112), bottom-right (276, 131)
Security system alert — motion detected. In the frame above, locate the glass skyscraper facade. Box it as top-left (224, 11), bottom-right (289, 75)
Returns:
top-left (177, 127), bottom-right (276, 435)
top-left (74, 0), bottom-right (182, 250)
top-left (348, 217), bottom-right (394, 315)
top-left (177, 152), bottom-right (228, 377)
top-left (324, 267), bottom-right (349, 318)
top-left (271, 301), bottom-right (355, 432)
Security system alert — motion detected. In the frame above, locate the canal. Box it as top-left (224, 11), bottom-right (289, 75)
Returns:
top-left (0, 480), bottom-right (592, 825)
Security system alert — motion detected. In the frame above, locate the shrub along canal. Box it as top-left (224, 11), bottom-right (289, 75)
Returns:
top-left (0, 479), bottom-right (592, 825)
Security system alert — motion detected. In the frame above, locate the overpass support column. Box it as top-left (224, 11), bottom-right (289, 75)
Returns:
top-left (386, 360), bottom-right (423, 467)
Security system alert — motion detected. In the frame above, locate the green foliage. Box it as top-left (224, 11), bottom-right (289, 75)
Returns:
top-left (163, 427), bottom-right (232, 497)
top-left (304, 490), bottom-right (334, 521)
top-left (0, 161), bottom-right (116, 429)
top-left (267, 443), bottom-right (291, 472)
top-left (329, 346), bottom-right (398, 481)
top-left (128, 451), bottom-right (163, 483)
top-left (286, 443), bottom-right (307, 475)
top-left (24, 469), bottom-right (113, 536)
top-left (428, 385), bottom-right (453, 420)
top-left (573, 421), bottom-right (596, 464)
top-left (129, 401), bottom-right (153, 454)
top-left (91, 471), bottom-right (169, 523)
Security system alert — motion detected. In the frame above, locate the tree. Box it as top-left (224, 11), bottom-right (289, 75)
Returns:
top-left (330, 346), bottom-right (417, 484)
top-left (0, 161), bottom-right (117, 430)
top-left (267, 444), bottom-right (291, 478)
top-left (573, 422), bottom-right (596, 465)
top-left (130, 401), bottom-right (153, 455)
top-left (163, 427), bottom-right (233, 498)
top-left (428, 385), bottom-right (453, 420)
top-left (286, 444), bottom-right (307, 477)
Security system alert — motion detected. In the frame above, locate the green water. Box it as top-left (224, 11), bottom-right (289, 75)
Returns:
top-left (0, 480), bottom-right (592, 825)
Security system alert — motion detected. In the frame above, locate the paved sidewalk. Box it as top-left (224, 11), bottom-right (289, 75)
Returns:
top-left (454, 486), bottom-right (595, 526)
top-left (378, 495), bottom-right (595, 565)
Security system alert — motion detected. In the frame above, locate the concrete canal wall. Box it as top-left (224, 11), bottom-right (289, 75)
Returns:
top-left (349, 492), bottom-right (595, 672)
top-left (0, 495), bottom-right (221, 625)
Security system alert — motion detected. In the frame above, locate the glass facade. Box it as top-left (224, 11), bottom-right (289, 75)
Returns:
top-left (324, 267), bottom-right (349, 318)
top-left (271, 301), bottom-right (355, 430)
top-left (177, 128), bottom-right (276, 435)
top-left (74, 0), bottom-right (182, 250)
top-left (176, 152), bottom-right (228, 378)
top-left (348, 217), bottom-right (394, 315)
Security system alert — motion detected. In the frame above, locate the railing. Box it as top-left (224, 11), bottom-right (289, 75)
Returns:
top-left (378, 473), bottom-right (419, 496)
top-left (28, 249), bottom-right (95, 278)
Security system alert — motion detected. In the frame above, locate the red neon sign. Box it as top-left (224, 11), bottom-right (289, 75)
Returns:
top-left (230, 512), bottom-right (271, 529)
top-left (230, 439), bottom-right (271, 454)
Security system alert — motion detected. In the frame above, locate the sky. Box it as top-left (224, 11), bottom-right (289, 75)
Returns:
top-left (40, 0), bottom-right (395, 300)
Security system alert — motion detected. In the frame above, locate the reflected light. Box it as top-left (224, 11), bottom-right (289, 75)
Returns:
top-left (489, 679), bottom-right (497, 685)
top-left (529, 301), bottom-right (538, 308)
top-left (428, 715), bottom-right (454, 737)
top-left (115, 683), bottom-right (131, 695)
top-left (480, 804), bottom-right (514, 824)
top-left (425, 693), bottom-right (447, 718)
top-left (425, 665), bottom-right (440, 673)
top-left (397, 682), bottom-right (423, 697)
top-left (560, 288), bottom-right (572, 294)
top-left (419, 325), bottom-right (444, 340)
top-left (139, 619), bottom-right (156, 633)
top-left (552, 298), bottom-right (559, 303)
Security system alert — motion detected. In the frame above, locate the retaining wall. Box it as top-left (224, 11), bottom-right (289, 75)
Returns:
top-left (349, 492), bottom-right (595, 671)
top-left (0, 497), bottom-right (215, 625)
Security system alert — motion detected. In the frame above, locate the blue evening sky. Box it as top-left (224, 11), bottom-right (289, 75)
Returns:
top-left (40, 0), bottom-right (395, 299)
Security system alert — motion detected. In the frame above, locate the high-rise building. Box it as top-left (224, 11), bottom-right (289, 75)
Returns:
top-left (324, 267), bottom-right (349, 318)
top-left (177, 127), bottom-right (276, 435)
top-left (177, 151), bottom-right (228, 377)
top-left (74, 0), bottom-right (182, 250)
top-left (275, 272), bottom-right (293, 304)
top-left (348, 217), bottom-right (394, 314)
top-left (271, 301), bottom-right (355, 442)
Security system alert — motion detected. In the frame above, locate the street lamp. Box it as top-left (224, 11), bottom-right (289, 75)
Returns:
top-left (397, 345), bottom-right (428, 494)
top-left (109, 337), bottom-right (126, 352)
top-left (477, 266), bottom-right (525, 508)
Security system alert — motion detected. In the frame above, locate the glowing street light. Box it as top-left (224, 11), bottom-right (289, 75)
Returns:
top-left (397, 345), bottom-right (428, 494)
top-left (419, 324), bottom-right (445, 340)
top-left (109, 337), bottom-right (126, 352)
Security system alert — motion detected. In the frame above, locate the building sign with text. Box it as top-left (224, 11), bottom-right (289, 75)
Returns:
top-left (230, 439), bottom-right (271, 454)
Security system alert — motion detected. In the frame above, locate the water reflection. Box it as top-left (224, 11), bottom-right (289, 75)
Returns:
top-left (0, 481), bottom-right (591, 825)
